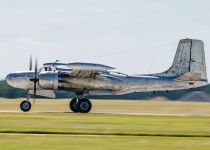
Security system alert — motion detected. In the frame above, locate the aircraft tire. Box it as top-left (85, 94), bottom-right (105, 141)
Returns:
top-left (78, 98), bottom-right (92, 113)
top-left (70, 98), bottom-right (79, 113)
top-left (20, 101), bottom-right (31, 112)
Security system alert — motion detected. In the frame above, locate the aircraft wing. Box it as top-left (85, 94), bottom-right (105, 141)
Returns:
top-left (64, 62), bottom-right (115, 78)
top-left (67, 62), bottom-right (115, 71)
top-left (43, 62), bottom-right (115, 78)
top-left (66, 70), bottom-right (100, 78)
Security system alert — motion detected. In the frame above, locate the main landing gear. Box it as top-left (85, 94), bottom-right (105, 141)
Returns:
top-left (19, 96), bottom-right (92, 113)
top-left (69, 98), bottom-right (92, 113)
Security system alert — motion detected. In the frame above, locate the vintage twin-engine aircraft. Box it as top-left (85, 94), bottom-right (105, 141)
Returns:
top-left (6, 39), bottom-right (208, 113)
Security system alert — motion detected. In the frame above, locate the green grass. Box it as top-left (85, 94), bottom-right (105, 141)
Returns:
top-left (0, 113), bottom-right (210, 137)
top-left (0, 99), bottom-right (210, 149)
top-left (1, 134), bottom-right (210, 150)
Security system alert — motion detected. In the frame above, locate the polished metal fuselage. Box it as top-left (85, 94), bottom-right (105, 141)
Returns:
top-left (6, 39), bottom-right (209, 97)
top-left (6, 70), bottom-right (207, 96)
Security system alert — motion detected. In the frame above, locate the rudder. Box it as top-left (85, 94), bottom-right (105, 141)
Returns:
top-left (163, 39), bottom-right (207, 81)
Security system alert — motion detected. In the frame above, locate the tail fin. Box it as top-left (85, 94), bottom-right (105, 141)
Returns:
top-left (160, 39), bottom-right (207, 81)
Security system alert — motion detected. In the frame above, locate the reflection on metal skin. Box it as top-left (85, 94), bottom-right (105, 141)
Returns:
top-left (39, 72), bottom-right (58, 90)
top-left (6, 39), bottom-right (208, 98)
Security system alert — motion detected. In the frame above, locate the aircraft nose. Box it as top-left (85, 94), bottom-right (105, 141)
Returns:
top-left (6, 73), bottom-right (14, 87)
top-left (6, 72), bottom-right (32, 89)
top-left (6, 73), bottom-right (20, 88)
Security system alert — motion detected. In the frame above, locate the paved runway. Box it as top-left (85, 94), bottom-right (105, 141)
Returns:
top-left (0, 110), bottom-right (210, 116)
top-left (0, 132), bottom-right (110, 137)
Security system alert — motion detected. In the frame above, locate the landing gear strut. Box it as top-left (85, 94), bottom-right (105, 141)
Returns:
top-left (69, 98), bottom-right (92, 113)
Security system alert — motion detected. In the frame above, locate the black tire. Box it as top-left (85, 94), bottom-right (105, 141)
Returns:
top-left (69, 98), bottom-right (79, 113)
top-left (78, 98), bottom-right (92, 113)
top-left (20, 101), bottom-right (31, 112)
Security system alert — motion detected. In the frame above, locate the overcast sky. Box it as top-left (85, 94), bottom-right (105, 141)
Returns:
top-left (0, 0), bottom-right (210, 80)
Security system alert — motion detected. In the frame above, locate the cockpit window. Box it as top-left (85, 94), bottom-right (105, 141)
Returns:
top-left (44, 67), bottom-right (52, 71)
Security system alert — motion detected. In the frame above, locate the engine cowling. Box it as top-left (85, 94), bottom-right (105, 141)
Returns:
top-left (38, 72), bottom-right (58, 90)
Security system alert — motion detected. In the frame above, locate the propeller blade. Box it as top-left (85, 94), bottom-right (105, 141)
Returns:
top-left (28, 56), bottom-right (39, 106)
top-left (34, 81), bottom-right (37, 96)
top-left (29, 55), bottom-right (32, 71)
top-left (33, 81), bottom-right (37, 105)
top-left (33, 57), bottom-right (38, 105)
top-left (35, 57), bottom-right (38, 78)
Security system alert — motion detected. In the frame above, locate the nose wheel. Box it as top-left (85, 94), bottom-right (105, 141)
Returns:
top-left (20, 100), bottom-right (32, 112)
top-left (69, 98), bottom-right (92, 113)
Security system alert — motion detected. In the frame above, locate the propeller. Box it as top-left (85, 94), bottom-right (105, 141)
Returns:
top-left (29, 56), bottom-right (39, 105)
top-left (29, 55), bottom-right (32, 71)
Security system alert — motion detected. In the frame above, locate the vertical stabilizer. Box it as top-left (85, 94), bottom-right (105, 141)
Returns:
top-left (159, 39), bottom-right (207, 81)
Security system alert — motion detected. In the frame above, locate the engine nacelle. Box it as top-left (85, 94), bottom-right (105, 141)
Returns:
top-left (38, 72), bottom-right (58, 90)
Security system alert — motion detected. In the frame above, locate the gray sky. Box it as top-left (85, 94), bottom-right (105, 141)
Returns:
top-left (0, 0), bottom-right (210, 80)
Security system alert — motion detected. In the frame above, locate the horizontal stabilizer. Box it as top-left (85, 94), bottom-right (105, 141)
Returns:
top-left (176, 72), bottom-right (201, 81)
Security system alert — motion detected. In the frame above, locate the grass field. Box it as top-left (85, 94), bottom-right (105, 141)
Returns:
top-left (0, 98), bottom-right (210, 149)
top-left (1, 98), bottom-right (210, 114)
top-left (1, 134), bottom-right (210, 150)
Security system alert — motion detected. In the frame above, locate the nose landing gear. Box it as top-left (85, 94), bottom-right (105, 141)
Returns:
top-left (69, 98), bottom-right (92, 113)
top-left (20, 101), bottom-right (31, 112)
top-left (20, 96), bottom-right (32, 112)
